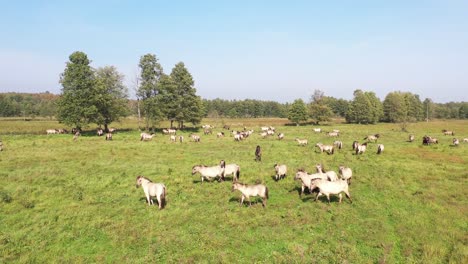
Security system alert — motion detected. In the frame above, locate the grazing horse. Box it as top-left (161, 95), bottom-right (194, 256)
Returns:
top-left (105, 133), bottom-right (113, 140)
top-left (135, 176), bottom-right (166, 209)
top-left (355, 143), bottom-right (367, 154)
top-left (453, 138), bottom-right (459, 146)
top-left (274, 163), bottom-right (287, 181)
top-left (217, 132), bottom-right (225, 138)
top-left (73, 131), bottom-right (80, 141)
top-left (224, 163), bottom-right (241, 182)
top-left (377, 144), bottom-right (384, 154)
top-left (409, 134), bottom-right (415, 142)
top-left (46, 129), bottom-right (58, 135)
top-left (109, 128), bottom-right (117, 133)
top-left (423, 136), bottom-right (438, 145)
top-left (97, 129), bottom-right (104, 136)
top-left (442, 129), bottom-right (454, 136)
top-left (315, 164), bottom-right (338, 181)
top-left (190, 134), bottom-right (201, 142)
top-left (179, 136), bottom-right (184, 143)
top-left (277, 133), bottom-right (284, 140)
top-left (310, 179), bottom-right (352, 204)
top-left (339, 166), bottom-right (353, 185)
top-left (204, 129), bottom-right (212, 135)
top-left (295, 138), bottom-right (308, 146)
top-left (170, 135), bottom-right (177, 142)
top-left (315, 143), bottom-right (334, 154)
top-left (255, 145), bottom-right (262, 162)
top-left (313, 128), bottom-right (321, 133)
top-left (463, 138), bottom-right (468, 143)
top-left (364, 134), bottom-right (380, 142)
top-left (234, 133), bottom-right (244, 141)
top-left (223, 125), bottom-right (230, 130)
top-left (327, 131), bottom-right (339, 137)
top-left (140, 133), bottom-right (155, 141)
top-left (232, 182), bottom-right (268, 207)
top-left (192, 160), bottom-right (226, 182)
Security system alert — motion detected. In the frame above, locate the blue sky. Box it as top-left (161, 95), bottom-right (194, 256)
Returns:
top-left (1, 1), bottom-right (467, 103)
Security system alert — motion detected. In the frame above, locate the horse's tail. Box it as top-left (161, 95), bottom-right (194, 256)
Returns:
top-left (161, 186), bottom-right (166, 209)
top-left (265, 186), bottom-right (269, 200)
top-left (236, 166), bottom-right (240, 181)
top-left (331, 147), bottom-right (334, 154)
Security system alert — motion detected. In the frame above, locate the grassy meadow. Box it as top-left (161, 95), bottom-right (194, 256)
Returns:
top-left (0, 117), bottom-right (467, 263)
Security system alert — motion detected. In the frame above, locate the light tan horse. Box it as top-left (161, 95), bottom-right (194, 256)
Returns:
top-left (135, 175), bottom-right (166, 209)
top-left (232, 182), bottom-right (268, 207)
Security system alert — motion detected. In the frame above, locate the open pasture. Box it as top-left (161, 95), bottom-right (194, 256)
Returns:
top-left (0, 118), bottom-right (467, 263)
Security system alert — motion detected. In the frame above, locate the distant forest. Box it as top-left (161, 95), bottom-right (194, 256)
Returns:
top-left (1, 91), bottom-right (467, 121)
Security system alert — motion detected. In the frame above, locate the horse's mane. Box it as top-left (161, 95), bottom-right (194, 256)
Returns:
top-left (137, 175), bottom-right (152, 182)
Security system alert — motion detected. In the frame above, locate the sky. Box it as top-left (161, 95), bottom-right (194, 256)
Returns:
top-left (0, 0), bottom-right (467, 103)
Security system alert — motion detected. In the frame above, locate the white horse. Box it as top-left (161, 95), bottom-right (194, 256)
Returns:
top-left (294, 170), bottom-right (327, 197)
top-left (355, 143), bottom-right (367, 154)
top-left (192, 160), bottom-right (226, 182)
top-left (46, 129), bottom-right (58, 135)
top-left (224, 163), bottom-right (240, 182)
top-left (190, 134), bottom-right (201, 142)
top-left (232, 182), bottom-right (268, 207)
top-left (315, 164), bottom-right (338, 181)
top-left (170, 135), bottom-right (177, 142)
top-left (333, 140), bottom-right (343, 150)
top-left (463, 138), bottom-right (468, 143)
top-left (313, 128), bottom-right (321, 133)
top-left (327, 131), bottom-right (339, 137)
top-left (105, 133), bottom-right (112, 140)
top-left (377, 144), bottom-right (384, 154)
top-left (140, 133), bottom-right (155, 141)
top-left (315, 143), bottom-right (334, 154)
top-left (409, 134), bottom-right (415, 142)
top-left (295, 138), bottom-right (308, 146)
top-left (135, 176), bottom-right (166, 209)
top-left (339, 166), bottom-right (353, 185)
top-left (453, 138), bottom-right (459, 146)
top-left (310, 179), bottom-right (352, 204)
top-left (277, 133), bottom-right (284, 140)
top-left (364, 134), bottom-right (380, 142)
top-left (274, 163), bottom-right (287, 181)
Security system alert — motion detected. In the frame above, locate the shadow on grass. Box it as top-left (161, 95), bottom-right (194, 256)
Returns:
top-left (228, 197), bottom-right (264, 207)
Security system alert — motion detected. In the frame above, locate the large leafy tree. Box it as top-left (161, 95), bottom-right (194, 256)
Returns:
top-left (170, 62), bottom-right (204, 128)
top-left (95, 66), bottom-right (129, 131)
top-left (308, 90), bottom-right (333, 125)
top-left (137, 54), bottom-right (163, 130)
top-left (288, 99), bottom-right (308, 125)
top-left (57, 51), bottom-right (98, 130)
top-left (383, 92), bottom-right (407, 122)
top-left (346, 90), bottom-right (383, 124)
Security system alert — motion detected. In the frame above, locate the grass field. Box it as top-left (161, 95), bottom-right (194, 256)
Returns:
top-left (0, 118), bottom-right (467, 263)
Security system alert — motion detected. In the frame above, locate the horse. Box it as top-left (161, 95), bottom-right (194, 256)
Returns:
top-left (339, 166), bottom-right (353, 185)
top-left (135, 175), bottom-right (166, 209)
top-left (313, 128), bottom-right (321, 133)
top-left (190, 134), bottom-right (201, 142)
top-left (453, 138), bottom-right (459, 146)
top-left (352, 141), bottom-right (359, 150)
top-left (295, 138), bottom-right (308, 146)
top-left (277, 133), bottom-right (284, 140)
top-left (294, 170), bottom-right (327, 197)
top-left (464, 138), bottom-right (468, 143)
top-left (409, 134), bottom-right (415, 142)
top-left (355, 143), bottom-right (367, 154)
top-left (234, 133), bottom-right (244, 141)
top-left (140, 133), bottom-right (155, 141)
top-left (310, 178), bottom-right (352, 204)
top-left (260, 132), bottom-right (268, 138)
top-left (255, 145), bottom-right (262, 162)
top-left (442, 129), bottom-right (454, 136)
top-left (179, 135), bottom-right (184, 143)
top-left (168, 128), bottom-right (177, 135)
top-left (57, 128), bottom-right (68, 134)
top-left (204, 129), bottom-right (212, 135)
top-left (97, 129), bottom-right (104, 136)
top-left (109, 128), bottom-right (117, 133)
top-left (315, 164), bottom-right (338, 181)
top-left (46, 129), bottom-right (58, 135)
top-left (423, 136), bottom-right (438, 145)
top-left (73, 131), bottom-right (80, 141)
top-left (333, 140), bottom-right (343, 150)
top-left (274, 163), bottom-right (287, 181)
top-left (315, 143), bottom-right (334, 154)
top-left (327, 131), bottom-right (339, 137)
top-left (364, 134), bottom-right (380, 142)
top-left (217, 132), bottom-right (225, 138)
top-left (223, 125), bottom-right (230, 130)
top-left (105, 133), bottom-right (113, 140)
top-left (224, 163), bottom-right (240, 182)
top-left (377, 144), bottom-right (384, 154)
top-left (232, 182), bottom-right (268, 207)
top-left (192, 160), bottom-right (226, 182)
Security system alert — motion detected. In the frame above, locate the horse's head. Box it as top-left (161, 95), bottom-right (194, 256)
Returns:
top-left (220, 160), bottom-right (226, 168)
top-left (135, 176), bottom-right (142, 188)
top-left (191, 166), bottom-right (200, 175)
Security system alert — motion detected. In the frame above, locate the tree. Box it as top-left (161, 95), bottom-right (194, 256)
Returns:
top-left (365, 91), bottom-right (383, 123)
top-left (346, 90), bottom-right (382, 124)
top-left (137, 54), bottom-right (163, 130)
top-left (94, 66), bottom-right (129, 131)
top-left (423, 98), bottom-right (434, 121)
top-left (383, 92), bottom-right (407, 123)
top-left (170, 62), bottom-right (204, 128)
top-left (308, 90), bottom-right (333, 125)
top-left (56, 51), bottom-right (98, 130)
top-left (288, 99), bottom-right (308, 125)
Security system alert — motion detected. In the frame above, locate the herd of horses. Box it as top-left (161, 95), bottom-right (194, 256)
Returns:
top-left (38, 125), bottom-right (466, 209)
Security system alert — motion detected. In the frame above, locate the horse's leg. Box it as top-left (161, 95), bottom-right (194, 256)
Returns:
top-left (345, 191), bottom-right (352, 203)
top-left (315, 192), bottom-right (321, 201)
top-left (339, 193), bottom-right (342, 203)
top-left (326, 194), bottom-right (331, 204)
top-left (157, 195), bottom-right (161, 209)
top-left (301, 185), bottom-right (305, 197)
top-left (146, 194), bottom-right (152, 206)
top-left (240, 195), bottom-right (244, 206)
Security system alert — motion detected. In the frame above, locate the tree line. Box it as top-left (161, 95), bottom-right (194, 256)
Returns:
top-left (0, 51), bottom-right (467, 127)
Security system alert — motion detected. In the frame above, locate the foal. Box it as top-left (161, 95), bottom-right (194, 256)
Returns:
top-left (232, 182), bottom-right (268, 207)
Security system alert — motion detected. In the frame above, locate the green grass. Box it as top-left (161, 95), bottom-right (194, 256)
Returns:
top-left (0, 118), bottom-right (467, 263)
